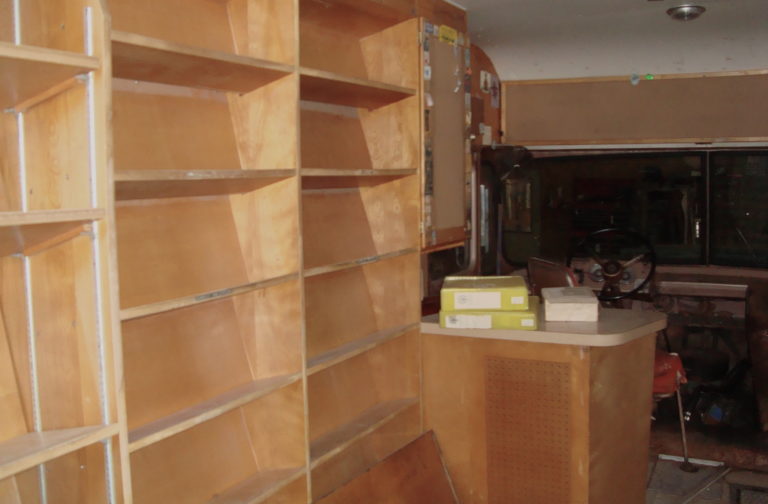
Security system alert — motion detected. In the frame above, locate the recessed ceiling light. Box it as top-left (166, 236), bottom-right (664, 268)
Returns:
top-left (667, 4), bottom-right (706, 21)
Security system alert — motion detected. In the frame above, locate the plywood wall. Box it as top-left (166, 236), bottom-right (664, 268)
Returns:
top-left (503, 72), bottom-right (768, 145)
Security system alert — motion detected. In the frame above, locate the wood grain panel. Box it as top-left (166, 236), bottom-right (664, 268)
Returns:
top-left (588, 336), bottom-right (655, 504)
top-left (110, 0), bottom-right (234, 53)
top-left (302, 176), bottom-right (419, 269)
top-left (229, 74), bottom-right (298, 171)
top-left (23, 82), bottom-right (90, 211)
top-left (305, 254), bottom-right (419, 359)
top-left (30, 235), bottom-right (101, 430)
top-left (19, 0), bottom-right (86, 52)
top-left (228, 0), bottom-right (296, 64)
top-left (116, 181), bottom-right (298, 308)
top-left (308, 332), bottom-right (419, 443)
top-left (503, 74), bottom-right (768, 144)
top-left (131, 384), bottom-right (305, 504)
top-left (0, 112), bottom-right (20, 212)
top-left (113, 81), bottom-right (242, 173)
top-left (311, 403), bottom-right (422, 501)
top-left (316, 431), bottom-right (457, 504)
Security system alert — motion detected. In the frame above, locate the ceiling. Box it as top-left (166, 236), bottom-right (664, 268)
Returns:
top-left (450, 0), bottom-right (768, 81)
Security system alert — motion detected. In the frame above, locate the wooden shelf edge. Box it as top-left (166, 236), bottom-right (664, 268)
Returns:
top-left (128, 373), bottom-right (302, 453)
top-left (307, 323), bottom-right (419, 376)
top-left (300, 168), bottom-right (415, 177)
top-left (111, 31), bottom-right (294, 92)
top-left (309, 398), bottom-right (419, 468)
top-left (304, 248), bottom-right (418, 278)
top-left (299, 67), bottom-right (415, 109)
top-left (209, 467), bottom-right (306, 504)
top-left (0, 41), bottom-right (99, 69)
top-left (0, 424), bottom-right (119, 481)
top-left (300, 168), bottom-right (417, 189)
top-left (115, 169), bottom-right (295, 182)
top-left (115, 170), bottom-right (296, 200)
top-left (0, 209), bottom-right (105, 227)
top-left (120, 272), bottom-right (299, 321)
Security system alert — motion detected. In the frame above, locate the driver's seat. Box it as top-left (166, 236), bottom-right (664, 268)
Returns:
top-left (527, 257), bottom-right (578, 297)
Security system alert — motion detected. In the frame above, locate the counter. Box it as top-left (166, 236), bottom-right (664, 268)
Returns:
top-left (421, 308), bottom-right (667, 504)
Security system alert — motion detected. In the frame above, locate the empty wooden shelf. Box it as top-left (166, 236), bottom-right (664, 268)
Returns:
top-left (300, 68), bottom-right (415, 109)
top-left (0, 425), bottom-right (118, 481)
top-left (0, 42), bottom-right (98, 109)
top-left (112, 31), bottom-right (293, 92)
top-left (115, 169), bottom-right (294, 200)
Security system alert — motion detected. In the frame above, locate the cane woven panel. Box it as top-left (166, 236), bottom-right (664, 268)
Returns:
top-left (486, 356), bottom-right (572, 504)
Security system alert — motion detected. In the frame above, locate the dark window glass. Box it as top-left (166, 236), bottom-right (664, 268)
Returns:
top-left (530, 153), bottom-right (705, 264)
top-left (710, 152), bottom-right (768, 268)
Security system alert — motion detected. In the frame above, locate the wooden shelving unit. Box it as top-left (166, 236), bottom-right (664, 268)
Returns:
top-left (111, 0), bottom-right (306, 502)
top-left (299, 1), bottom-right (423, 499)
top-left (1, 1), bottom-right (426, 501)
top-left (0, 1), bottom-right (124, 502)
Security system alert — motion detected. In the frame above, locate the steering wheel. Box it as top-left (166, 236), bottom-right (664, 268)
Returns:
top-left (566, 228), bottom-right (657, 301)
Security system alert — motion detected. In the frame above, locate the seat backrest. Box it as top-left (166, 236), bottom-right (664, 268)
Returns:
top-left (527, 257), bottom-right (577, 296)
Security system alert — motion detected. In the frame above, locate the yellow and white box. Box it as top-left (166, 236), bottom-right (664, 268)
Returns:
top-left (541, 286), bottom-right (599, 322)
top-left (440, 297), bottom-right (539, 330)
top-left (440, 276), bottom-right (529, 311)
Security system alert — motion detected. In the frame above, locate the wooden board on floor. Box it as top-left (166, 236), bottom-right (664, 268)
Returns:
top-left (315, 431), bottom-right (458, 504)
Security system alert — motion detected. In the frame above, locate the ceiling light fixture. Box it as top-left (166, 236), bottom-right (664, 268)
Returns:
top-left (666, 4), bottom-right (706, 21)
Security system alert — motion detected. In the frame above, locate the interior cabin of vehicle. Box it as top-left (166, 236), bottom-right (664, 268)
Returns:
top-left (1, 0), bottom-right (767, 502)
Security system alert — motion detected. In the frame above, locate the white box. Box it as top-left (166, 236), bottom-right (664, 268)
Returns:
top-left (541, 287), bottom-right (599, 322)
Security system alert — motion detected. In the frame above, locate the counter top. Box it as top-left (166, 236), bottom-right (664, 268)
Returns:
top-left (421, 308), bottom-right (667, 347)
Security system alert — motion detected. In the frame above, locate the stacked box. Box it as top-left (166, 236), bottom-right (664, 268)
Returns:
top-left (439, 276), bottom-right (538, 330)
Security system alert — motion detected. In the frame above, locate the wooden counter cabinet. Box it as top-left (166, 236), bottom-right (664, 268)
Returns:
top-left (421, 309), bottom-right (667, 504)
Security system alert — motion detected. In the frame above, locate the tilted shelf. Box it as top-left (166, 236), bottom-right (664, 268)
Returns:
top-left (0, 41), bottom-right (98, 110)
top-left (208, 467), bottom-right (306, 504)
top-left (301, 168), bottom-right (416, 189)
top-left (309, 397), bottom-right (419, 468)
top-left (307, 323), bottom-right (418, 376)
top-left (120, 272), bottom-right (298, 321)
top-left (0, 209), bottom-right (105, 256)
top-left (0, 424), bottom-right (119, 481)
top-left (112, 31), bottom-right (294, 92)
top-left (303, 247), bottom-right (418, 278)
top-left (115, 170), bottom-right (295, 200)
top-left (300, 68), bottom-right (415, 109)
top-left (128, 373), bottom-right (302, 453)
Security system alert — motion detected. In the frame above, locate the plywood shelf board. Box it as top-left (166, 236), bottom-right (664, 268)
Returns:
top-left (303, 247), bottom-right (417, 278)
top-left (310, 397), bottom-right (418, 467)
top-left (120, 272), bottom-right (298, 321)
top-left (0, 209), bottom-right (104, 256)
top-left (128, 373), bottom-right (302, 453)
top-left (0, 424), bottom-right (118, 481)
top-left (307, 323), bottom-right (418, 376)
top-left (111, 31), bottom-right (293, 92)
top-left (115, 170), bottom-right (295, 200)
top-left (0, 41), bottom-right (98, 109)
top-left (300, 68), bottom-right (415, 109)
top-left (208, 467), bottom-right (306, 504)
top-left (301, 169), bottom-right (416, 189)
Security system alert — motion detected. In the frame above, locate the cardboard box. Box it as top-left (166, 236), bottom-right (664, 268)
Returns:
top-left (541, 287), bottom-right (599, 322)
top-left (440, 276), bottom-right (529, 311)
top-left (440, 297), bottom-right (539, 330)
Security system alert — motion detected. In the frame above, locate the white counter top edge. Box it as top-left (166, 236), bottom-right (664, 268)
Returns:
top-left (421, 308), bottom-right (667, 347)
